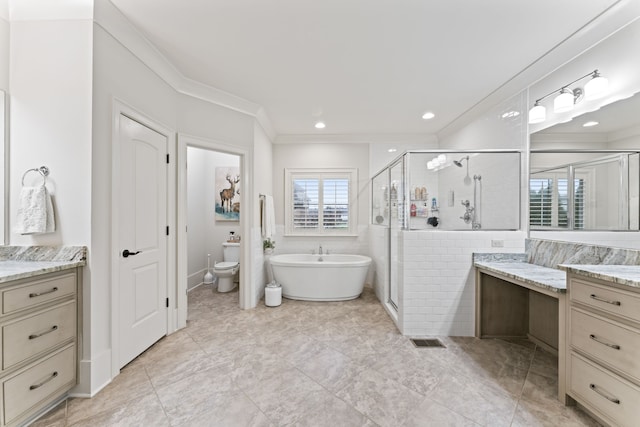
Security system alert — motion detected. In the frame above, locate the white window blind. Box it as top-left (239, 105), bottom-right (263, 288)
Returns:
top-left (529, 178), bottom-right (553, 227)
top-left (285, 169), bottom-right (357, 236)
top-left (530, 174), bottom-right (585, 229)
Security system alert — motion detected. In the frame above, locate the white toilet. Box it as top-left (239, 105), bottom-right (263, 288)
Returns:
top-left (214, 242), bottom-right (240, 292)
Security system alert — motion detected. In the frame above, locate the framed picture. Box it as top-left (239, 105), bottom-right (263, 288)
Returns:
top-left (215, 167), bottom-right (240, 221)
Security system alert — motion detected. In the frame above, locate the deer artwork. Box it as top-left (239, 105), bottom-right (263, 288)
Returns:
top-left (219, 174), bottom-right (240, 213)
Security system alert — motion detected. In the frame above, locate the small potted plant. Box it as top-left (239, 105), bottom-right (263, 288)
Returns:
top-left (263, 238), bottom-right (275, 255)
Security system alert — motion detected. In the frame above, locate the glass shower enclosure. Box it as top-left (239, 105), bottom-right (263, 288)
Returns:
top-left (371, 150), bottom-right (521, 311)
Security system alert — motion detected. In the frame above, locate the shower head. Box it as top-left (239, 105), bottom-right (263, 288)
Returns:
top-left (453, 156), bottom-right (469, 167)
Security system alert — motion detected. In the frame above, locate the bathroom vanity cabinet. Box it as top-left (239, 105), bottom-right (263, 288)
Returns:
top-left (0, 268), bottom-right (81, 427)
top-left (566, 272), bottom-right (640, 427)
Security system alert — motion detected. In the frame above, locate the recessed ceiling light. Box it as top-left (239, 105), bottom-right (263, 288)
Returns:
top-left (422, 112), bottom-right (435, 120)
top-left (388, 148), bottom-right (397, 153)
top-left (583, 121), bottom-right (599, 127)
top-left (315, 121), bottom-right (326, 129)
top-left (501, 111), bottom-right (520, 119)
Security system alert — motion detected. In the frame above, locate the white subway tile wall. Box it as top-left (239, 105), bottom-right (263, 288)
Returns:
top-left (399, 230), bottom-right (526, 336)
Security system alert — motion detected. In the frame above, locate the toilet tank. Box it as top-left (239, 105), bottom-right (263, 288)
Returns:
top-left (222, 242), bottom-right (240, 262)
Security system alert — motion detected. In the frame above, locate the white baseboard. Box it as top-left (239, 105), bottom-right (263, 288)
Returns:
top-left (71, 348), bottom-right (112, 398)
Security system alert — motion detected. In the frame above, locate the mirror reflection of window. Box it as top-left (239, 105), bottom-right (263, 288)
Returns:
top-left (530, 93), bottom-right (640, 232)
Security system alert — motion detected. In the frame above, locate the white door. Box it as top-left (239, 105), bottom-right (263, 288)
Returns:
top-left (118, 114), bottom-right (168, 368)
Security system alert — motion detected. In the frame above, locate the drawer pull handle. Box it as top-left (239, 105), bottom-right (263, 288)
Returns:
top-left (590, 383), bottom-right (620, 404)
top-left (28, 325), bottom-right (58, 340)
top-left (29, 371), bottom-right (58, 390)
top-left (29, 287), bottom-right (59, 298)
top-left (589, 334), bottom-right (621, 350)
top-left (590, 294), bottom-right (621, 306)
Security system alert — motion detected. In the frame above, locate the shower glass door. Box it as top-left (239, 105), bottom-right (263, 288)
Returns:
top-left (389, 158), bottom-right (405, 310)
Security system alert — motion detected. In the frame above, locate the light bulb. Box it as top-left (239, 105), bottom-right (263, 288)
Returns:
top-left (427, 161), bottom-right (434, 170)
top-left (437, 154), bottom-right (446, 163)
top-left (554, 89), bottom-right (574, 113)
top-left (528, 102), bottom-right (546, 124)
top-left (315, 121), bottom-right (326, 129)
top-left (585, 72), bottom-right (608, 100)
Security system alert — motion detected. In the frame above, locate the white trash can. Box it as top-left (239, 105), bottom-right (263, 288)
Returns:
top-left (265, 282), bottom-right (282, 307)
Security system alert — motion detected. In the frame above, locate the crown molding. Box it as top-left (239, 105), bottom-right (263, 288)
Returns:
top-left (275, 133), bottom-right (437, 145)
top-left (608, 123), bottom-right (640, 142)
top-left (530, 132), bottom-right (607, 144)
top-left (96, 0), bottom-right (275, 132)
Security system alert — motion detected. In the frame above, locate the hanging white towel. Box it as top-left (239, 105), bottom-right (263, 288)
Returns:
top-left (261, 195), bottom-right (276, 239)
top-left (15, 185), bottom-right (55, 235)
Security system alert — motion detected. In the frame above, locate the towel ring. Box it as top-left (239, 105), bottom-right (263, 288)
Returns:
top-left (22, 166), bottom-right (50, 186)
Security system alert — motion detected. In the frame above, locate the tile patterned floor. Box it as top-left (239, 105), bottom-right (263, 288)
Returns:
top-left (33, 286), bottom-right (601, 427)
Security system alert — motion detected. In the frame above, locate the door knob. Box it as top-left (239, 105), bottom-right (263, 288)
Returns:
top-left (122, 249), bottom-right (141, 258)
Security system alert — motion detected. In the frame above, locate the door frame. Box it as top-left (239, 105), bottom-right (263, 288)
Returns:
top-left (176, 134), bottom-right (252, 328)
top-left (110, 99), bottom-right (177, 376)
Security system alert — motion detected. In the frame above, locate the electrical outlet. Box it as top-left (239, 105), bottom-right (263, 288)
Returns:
top-left (491, 239), bottom-right (504, 248)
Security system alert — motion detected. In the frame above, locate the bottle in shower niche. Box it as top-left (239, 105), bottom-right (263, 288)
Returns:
top-left (410, 203), bottom-right (416, 217)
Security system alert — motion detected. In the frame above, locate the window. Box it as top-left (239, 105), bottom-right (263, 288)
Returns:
top-left (285, 168), bottom-right (358, 236)
top-left (529, 172), bottom-right (585, 229)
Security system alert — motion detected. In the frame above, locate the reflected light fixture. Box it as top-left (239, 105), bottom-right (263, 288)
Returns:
top-left (583, 121), bottom-right (599, 127)
top-left (422, 112), bottom-right (435, 120)
top-left (388, 148), bottom-right (397, 153)
top-left (528, 69), bottom-right (608, 124)
top-left (314, 121), bottom-right (326, 129)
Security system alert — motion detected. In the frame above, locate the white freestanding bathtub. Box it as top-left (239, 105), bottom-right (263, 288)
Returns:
top-left (269, 254), bottom-right (372, 301)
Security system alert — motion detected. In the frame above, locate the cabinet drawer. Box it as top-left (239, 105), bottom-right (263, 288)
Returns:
top-left (570, 308), bottom-right (640, 383)
top-left (2, 273), bottom-right (76, 316)
top-left (570, 278), bottom-right (640, 323)
top-left (570, 352), bottom-right (640, 427)
top-left (2, 301), bottom-right (76, 371)
top-left (3, 345), bottom-right (76, 426)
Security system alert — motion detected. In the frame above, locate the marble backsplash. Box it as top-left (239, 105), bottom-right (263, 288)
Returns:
top-left (526, 239), bottom-right (640, 268)
top-left (0, 246), bottom-right (86, 262)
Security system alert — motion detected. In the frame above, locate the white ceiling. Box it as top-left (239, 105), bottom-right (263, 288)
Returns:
top-left (109, 0), bottom-right (619, 136)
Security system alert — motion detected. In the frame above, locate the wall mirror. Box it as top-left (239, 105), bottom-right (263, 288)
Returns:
top-left (0, 90), bottom-right (5, 244)
top-left (530, 93), bottom-right (640, 231)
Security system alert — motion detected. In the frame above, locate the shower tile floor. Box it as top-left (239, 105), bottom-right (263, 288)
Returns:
top-left (35, 286), bottom-right (600, 427)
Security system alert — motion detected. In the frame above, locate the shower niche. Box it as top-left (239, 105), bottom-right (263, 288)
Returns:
top-left (372, 151), bottom-right (521, 231)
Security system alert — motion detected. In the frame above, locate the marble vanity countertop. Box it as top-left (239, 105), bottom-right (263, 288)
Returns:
top-left (473, 253), bottom-right (566, 293)
top-left (0, 260), bottom-right (84, 284)
top-left (0, 246), bottom-right (86, 284)
top-left (559, 264), bottom-right (640, 289)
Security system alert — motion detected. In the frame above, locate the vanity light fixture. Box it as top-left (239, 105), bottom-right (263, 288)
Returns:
top-left (422, 112), bottom-right (435, 120)
top-left (528, 69), bottom-right (608, 124)
top-left (584, 70), bottom-right (608, 100)
top-left (528, 101), bottom-right (546, 124)
top-left (388, 148), bottom-right (397, 153)
top-left (314, 121), bottom-right (326, 129)
top-left (583, 121), bottom-right (599, 127)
